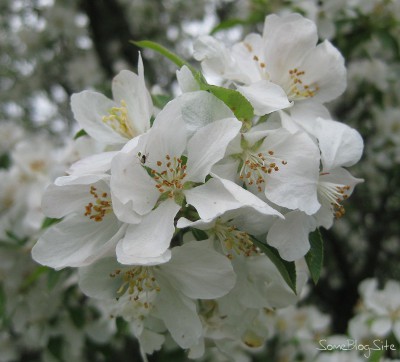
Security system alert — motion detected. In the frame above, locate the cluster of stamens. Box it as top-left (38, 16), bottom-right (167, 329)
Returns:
top-left (149, 155), bottom-right (187, 199)
top-left (239, 151), bottom-right (287, 192)
top-left (319, 178), bottom-right (351, 218)
top-left (110, 267), bottom-right (160, 309)
top-left (214, 220), bottom-right (258, 259)
top-left (84, 186), bottom-right (112, 222)
top-left (102, 100), bottom-right (134, 138)
top-left (288, 68), bottom-right (319, 99)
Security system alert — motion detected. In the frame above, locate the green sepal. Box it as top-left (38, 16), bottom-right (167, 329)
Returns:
top-left (249, 136), bottom-right (267, 152)
top-left (152, 94), bottom-right (172, 109)
top-left (174, 192), bottom-right (186, 207)
top-left (192, 228), bottom-right (209, 241)
top-left (41, 217), bottom-right (61, 229)
top-left (73, 129), bottom-right (87, 140)
top-left (251, 236), bottom-right (297, 294)
top-left (305, 229), bottom-right (324, 284)
top-left (240, 134), bottom-right (249, 149)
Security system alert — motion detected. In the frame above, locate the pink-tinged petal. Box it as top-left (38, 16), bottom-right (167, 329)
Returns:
top-left (111, 149), bottom-right (159, 215)
top-left (186, 118), bottom-right (241, 183)
top-left (299, 40), bottom-right (346, 103)
top-left (32, 214), bottom-right (122, 269)
top-left (71, 91), bottom-right (127, 144)
top-left (315, 118), bottom-right (364, 171)
top-left (116, 199), bottom-right (180, 265)
top-left (155, 273), bottom-right (202, 349)
top-left (159, 241), bottom-right (235, 299)
top-left (237, 80), bottom-right (292, 116)
top-left (112, 59), bottom-right (152, 136)
top-left (267, 211), bottom-right (317, 261)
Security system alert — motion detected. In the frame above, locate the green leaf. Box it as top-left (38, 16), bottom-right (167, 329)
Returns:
top-left (133, 40), bottom-right (195, 71)
top-left (305, 229), bottom-right (324, 284)
top-left (200, 85), bottom-right (254, 126)
top-left (69, 306), bottom-right (86, 329)
top-left (368, 348), bottom-right (384, 362)
top-left (73, 129), bottom-right (87, 140)
top-left (47, 269), bottom-right (62, 290)
top-left (0, 153), bottom-right (10, 169)
top-left (251, 237), bottom-right (297, 294)
top-left (21, 266), bottom-right (50, 290)
top-left (210, 18), bottom-right (249, 34)
top-left (41, 217), bottom-right (61, 229)
top-left (48, 336), bottom-right (64, 361)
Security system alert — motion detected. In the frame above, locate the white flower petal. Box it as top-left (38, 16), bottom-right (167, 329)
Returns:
top-left (263, 14), bottom-right (318, 80)
top-left (315, 118), bottom-right (364, 170)
top-left (176, 66), bottom-right (201, 93)
top-left (267, 210), bottom-right (317, 261)
top-left (71, 91), bottom-right (127, 144)
top-left (79, 257), bottom-right (122, 299)
top-left (370, 317), bottom-right (392, 337)
top-left (111, 150), bottom-right (159, 215)
top-left (117, 199), bottom-right (180, 265)
top-left (237, 80), bottom-right (291, 116)
top-left (67, 151), bottom-right (117, 175)
top-left (112, 64), bottom-right (152, 136)
top-left (262, 129), bottom-right (321, 214)
top-left (185, 177), bottom-right (281, 220)
top-left (159, 241), bottom-right (235, 299)
top-left (146, 98), bottom-right (187, 162)
top-left (32, 214), bottom-right (122, 269)
top-left (42, 175), bottom-right (109, 218)
top-left (299, 40), bottom-right (347, 103)
top-left (155, 274), bottom-right (202, 349)
top-left (181, 91), bottom-right (235, 136)
top-left (186, 118), bottom-right (241, 182)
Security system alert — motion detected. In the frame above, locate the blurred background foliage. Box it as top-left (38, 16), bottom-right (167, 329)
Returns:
top-left (1, 0), bottom-right (400, 361)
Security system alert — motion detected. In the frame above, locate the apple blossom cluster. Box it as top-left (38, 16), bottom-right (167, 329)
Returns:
top-left (31, 13), bottom-right (364, 358)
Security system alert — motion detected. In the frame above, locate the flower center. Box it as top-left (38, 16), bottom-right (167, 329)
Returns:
top-left (84, 186), bottom-right (112, 222)
top-left (286, 68), bottom-right (319, 100)
top-left (102, 100), bottom-right (135, 138)
top-left (110, 266), bottom-right (160, 309)
top-left (239, 150), bottom-right (287, 192)
top-left (318, 175), bottom-right (350, 218)
top-left (149, 154), bottom-right (187, 199)
top-left (214, 219), bottom-right (257, 259)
